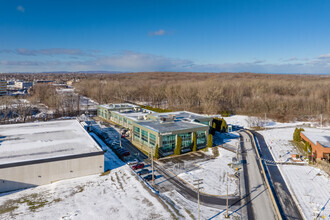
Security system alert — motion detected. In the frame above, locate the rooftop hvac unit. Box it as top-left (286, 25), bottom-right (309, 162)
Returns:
top-left (160, 117), bottom-right (166, 123)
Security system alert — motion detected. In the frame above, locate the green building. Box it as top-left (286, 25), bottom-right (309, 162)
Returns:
top-left (97, 103), bottom-right (213, 158)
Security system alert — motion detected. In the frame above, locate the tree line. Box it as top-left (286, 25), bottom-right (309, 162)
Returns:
top-left (74, 72), bottom-right (330, 122)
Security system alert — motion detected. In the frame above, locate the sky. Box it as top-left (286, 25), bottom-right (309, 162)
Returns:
top-left (0, 0), bottom-right (330, 74)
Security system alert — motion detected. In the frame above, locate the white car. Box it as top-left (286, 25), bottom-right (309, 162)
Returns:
top-left (127, 159), bottom-right (139, 165)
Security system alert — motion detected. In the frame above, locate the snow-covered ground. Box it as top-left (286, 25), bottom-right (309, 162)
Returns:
top-left (222, 116), bottom-right (330, 219)
top-left (259, 127), bottom-right (301, 162)
top-left (0, 166), bottom-right (175, 220)
top-left (177, 148), bottom-right (238, 196)
top-left (281, 165), bottom-right (330, 219)
top-left (220, 114), bottom-right (315, 129)
top-left (163, 189), bottom-right (241, 220)
top-left (258, 127), bottom-right (330, 219)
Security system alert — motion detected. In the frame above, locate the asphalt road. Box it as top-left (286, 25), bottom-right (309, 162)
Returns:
top-left (251, 131), bottom-right (303, 220)
top-left (240, 131), bottom-right (277, 220)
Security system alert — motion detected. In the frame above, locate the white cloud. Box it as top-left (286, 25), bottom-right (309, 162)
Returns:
top-left (148, 29), bottom-right (166, 36)
top-left (318, 54), bottom-right (330, 59)
top-left (0, 48), bottom-right (97, 57)
top-left (17, 5), bottom-right (25, 13)
top-left (0, 51), bottom-right (330, 74)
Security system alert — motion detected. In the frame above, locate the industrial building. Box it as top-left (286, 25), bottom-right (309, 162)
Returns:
top-left (97, 103), bottom-right (213, 157)
top-left (0, 80), bottom-right (7, 95)
top-left (0, 120), bottom-right (104, 193)
top-left (300, 130), bottom-right (330, 160)
top-left (15, 81), bottom-right (34, 89)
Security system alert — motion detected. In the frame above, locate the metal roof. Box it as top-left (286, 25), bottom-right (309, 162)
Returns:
top-left (0, 120), bottom-right (103, 165)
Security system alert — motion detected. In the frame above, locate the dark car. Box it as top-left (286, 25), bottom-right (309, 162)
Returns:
top-left (132, 163), bottom-right (145, 170)
top-left (143, 174), bottom-right (156, 181)
top-left (137, 169), bottom-right (149, 176)
top-left (117, 149), bottom-right (130, 157)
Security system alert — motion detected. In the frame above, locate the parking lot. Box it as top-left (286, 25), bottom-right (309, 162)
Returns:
top-left (90, 120), bottom-right (167, 186)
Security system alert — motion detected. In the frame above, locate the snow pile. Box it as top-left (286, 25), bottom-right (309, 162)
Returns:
top-left (178, 148), bottom-right (238, 196)
top-left (222, 115), bottom-right (251, 128)
top-left (0, 166), bottom-right (174, 220)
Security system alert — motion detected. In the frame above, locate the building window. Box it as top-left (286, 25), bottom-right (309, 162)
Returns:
top-left (197, 131), bottom-right (206, 146)
top-left (200, 121), bottom-right (210, 126)
top-left (162, 135), bottom-right (176, 152)
top-left (141, 129), bottom-right (148, 144)
top-left (179, 133), bottom-right (192, 149)
top-left (134, 126), bottom-right (140, 141)
top-left (149, 133), bottom-right (156, 147)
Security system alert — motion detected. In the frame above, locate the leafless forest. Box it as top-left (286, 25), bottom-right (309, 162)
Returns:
top-left (74, 72), bottom-right (330, 122)
top-left (1, 72), bottom-right (329, 122)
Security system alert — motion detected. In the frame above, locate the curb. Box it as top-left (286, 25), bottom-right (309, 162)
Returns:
top-left (263, 135), bottom-right (307, 220)
top-left (245, 130), bottom-right (283, 220)
top-left (165, 162), bottom-right (237, 198)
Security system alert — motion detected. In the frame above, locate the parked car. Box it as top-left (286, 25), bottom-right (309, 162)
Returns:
top-left (117, 150), bottom-right (130, 157)
top-left (132, 163), bottom-right (145, 170)
top-left (143, 174), bottom-right (156, 181)
top-left (137, 169), bottom-right (149, 176)
top-left (127, 159), bottom-right (139, 165)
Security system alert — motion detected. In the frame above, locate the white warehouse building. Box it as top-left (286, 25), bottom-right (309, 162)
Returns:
top-left (0, 120), bottom-right (104, 193)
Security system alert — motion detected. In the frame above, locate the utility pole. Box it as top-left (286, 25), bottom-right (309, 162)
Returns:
top-left (119, 134), bottom-right (122, 148)
top-left (151, 148), bottom-right (155, 186)
top-left (193, 179), bottom-right (203, 220)
top-left (225, 173), bottom-right (229, 218)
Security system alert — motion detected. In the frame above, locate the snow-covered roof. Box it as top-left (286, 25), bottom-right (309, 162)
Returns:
top-left (99, 103), bottom-right (138, 110)
top-left (136, 120), bottom-right (208, 134)
top-left (150, 111), bottom-right (212, 121)
top-left (112, 110), bottom-right (153, 121)
top-left (301, 129), bottom-right (330, 148)
top-left (0, 120), bottom-right (103, 165)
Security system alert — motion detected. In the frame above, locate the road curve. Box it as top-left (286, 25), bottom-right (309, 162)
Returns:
top-left (154, 161), bottom-right (242, 209)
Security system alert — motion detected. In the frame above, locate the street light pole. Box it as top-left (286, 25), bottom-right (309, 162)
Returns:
top-left (225, 173), bottom-right (229, 218)
top-left (193, 179), bottom-right (203, 220)
top-left (151, 148), bottom-right (155, 186)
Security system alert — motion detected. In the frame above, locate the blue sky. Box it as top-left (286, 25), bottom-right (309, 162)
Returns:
top-left (1, 0), bottom-right (330, 73)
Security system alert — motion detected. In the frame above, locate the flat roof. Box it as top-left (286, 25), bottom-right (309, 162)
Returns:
top-left (112, 109), bottom-right (154, 121)
top-left (0, 120), bottom-right (103, 165)
top-left (302, 129), bottom-right (330, 148)
top-left (99, 103), bottom-right (138, 110)
top-left (135, 120), bottom-right (208, 134)
top-left (150, 111), bottom-right (212, 121)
